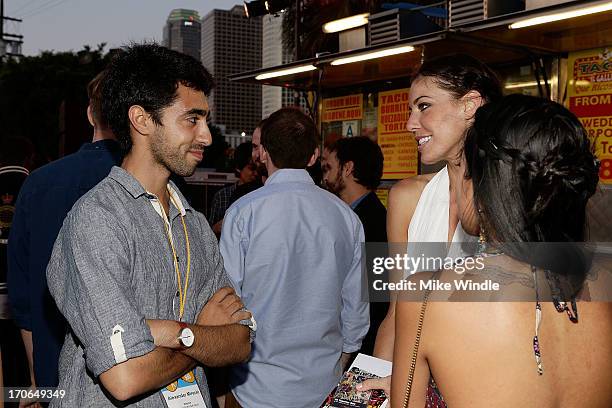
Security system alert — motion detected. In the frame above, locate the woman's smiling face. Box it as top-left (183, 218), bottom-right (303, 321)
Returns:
top-left (407, 76), bottom-right (475, 165)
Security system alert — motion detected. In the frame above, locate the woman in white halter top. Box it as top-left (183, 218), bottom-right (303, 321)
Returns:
top-left (356, 54), bottom-right (502, 399)
top-left (393, 94), bottom-right (611, 408)
top-left (407, 165), bottom-right (472, 244)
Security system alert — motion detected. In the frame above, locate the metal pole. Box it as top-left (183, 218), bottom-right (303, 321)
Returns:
top-left (1, 0), bottom-right (5, 42)
top-left (294, 0), bottom-right (299, 61)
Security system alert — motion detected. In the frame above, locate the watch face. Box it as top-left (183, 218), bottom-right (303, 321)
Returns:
top-left (180, 328), bottom-right (195, 348)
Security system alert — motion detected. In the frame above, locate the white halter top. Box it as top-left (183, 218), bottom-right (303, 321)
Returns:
top-left (405, 167), bottom-right (477, 274)
top-left (408, 166), bottom-right (472, 243)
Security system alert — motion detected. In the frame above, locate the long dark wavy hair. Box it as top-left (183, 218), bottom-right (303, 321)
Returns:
top-left (465, 94), bottom-right (599, 288)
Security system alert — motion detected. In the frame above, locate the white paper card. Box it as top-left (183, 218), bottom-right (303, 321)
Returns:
top-left (349, 353), bottom-right (392, 377)
top-left (350, 354), bottom-right (392, 408)
top-left (160, 371), bottom-right (207, 408)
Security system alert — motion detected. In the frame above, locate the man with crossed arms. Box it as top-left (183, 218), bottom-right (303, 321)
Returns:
top-left (46, 44), bottom-right (253, 407)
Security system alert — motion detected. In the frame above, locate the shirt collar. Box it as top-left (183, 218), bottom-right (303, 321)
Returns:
top-left (265, 168), bottom-right (314, 186)
top-left (146, 183), bottom-right (188, 224)
top-left (166, 183), bottom-right (187, 216)
top-left (350, 192), bottom-right (370, 210)
top-left (108, 166), bottom-right (192, 213)
top-left (79, 139), bottom-right (121, 152)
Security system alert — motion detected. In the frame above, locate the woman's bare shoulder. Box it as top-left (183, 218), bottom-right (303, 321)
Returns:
top-left (388, 174), bottom-right (436, 212)
top-left (387, 173), bottom-right (440, 242)
top-left (390, 174), bottom-right (435, 196)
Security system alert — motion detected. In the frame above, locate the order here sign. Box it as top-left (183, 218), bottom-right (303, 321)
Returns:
top-left (322, 94), bottom-right (363, 122)
top-left (568, 48), bottom-right (612, 184)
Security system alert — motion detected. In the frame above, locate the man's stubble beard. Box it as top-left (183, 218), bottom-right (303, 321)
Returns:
top-left (150, 128), bottom-right (198, 177)
top-left (326, 170), bottom-right (345, 198)
top-left (256, 161), bottom-right (267, 178)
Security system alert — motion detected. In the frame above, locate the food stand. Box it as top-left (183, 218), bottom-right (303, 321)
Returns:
top-left (231, 0), bottom-right (612, 228)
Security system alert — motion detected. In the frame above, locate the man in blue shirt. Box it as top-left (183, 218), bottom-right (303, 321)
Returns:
top-left (220, 108), bottom-right (369, 408)
top-left (7, 70), bottom-right (123, 389)
top-left (0, 137), bottom-right (33, 390)
top-left (322, 136), bottom-right (388, 356)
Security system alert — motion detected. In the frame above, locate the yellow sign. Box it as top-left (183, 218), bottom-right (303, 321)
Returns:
top-left (378, 89), bottom-right (418, 179)
top-left (322, 94), bottom-right (363, 122)
top-left (375, 188), bottom-right (389, 209)
top-left (567, 47), bottom-right (612, 184)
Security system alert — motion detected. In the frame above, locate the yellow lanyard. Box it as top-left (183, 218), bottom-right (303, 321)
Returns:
top-left (161, 191), bottom-right (191, 321)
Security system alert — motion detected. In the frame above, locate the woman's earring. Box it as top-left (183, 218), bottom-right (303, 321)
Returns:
top-left (477, 208), bottom-right (488, 255)
top-left (476, 210), bottom-right (502, 257)
top-left (477, 223), bottom-right (487, 256)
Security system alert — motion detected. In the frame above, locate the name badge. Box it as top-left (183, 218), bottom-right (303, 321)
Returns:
top-left (161, 370), bottom-right (207, 408)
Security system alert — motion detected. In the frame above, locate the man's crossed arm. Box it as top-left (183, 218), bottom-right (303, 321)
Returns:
top-left (99, 287), bottom-right (251, 401)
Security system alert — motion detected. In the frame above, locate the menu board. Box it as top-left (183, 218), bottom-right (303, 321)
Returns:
top-left (567, 47), bottom-right (612, 184)
top-left (377, 89), bottom-right (418, 179)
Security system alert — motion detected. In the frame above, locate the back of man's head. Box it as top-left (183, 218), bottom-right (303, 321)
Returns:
top-left (261, 108), bottom-right (318, 169)
top-left (101, 43), bottom-right (215, 153)
top-left (87, 69), bottom-right (109, 129)
top-left (329, 136), bottom-right (383, 190)
top-left (234, 141), bottom-right (253, 172)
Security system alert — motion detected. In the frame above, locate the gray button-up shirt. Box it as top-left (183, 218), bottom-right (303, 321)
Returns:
top-left (47, 166), bottom-right (232, 407)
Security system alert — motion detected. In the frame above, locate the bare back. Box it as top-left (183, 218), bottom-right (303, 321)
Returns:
top-left (426, 303), bottom-right (611, 407)
top-left (393, 256), bottom-right (612, 407)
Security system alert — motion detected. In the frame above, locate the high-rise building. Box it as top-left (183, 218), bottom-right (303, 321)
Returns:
top-left (202, 6), bottom-right (262, 135)
top-left (163, 9), bottom-right (201, 61)
top-left (0, 15), bottom-right (24, 58)
top-left (262, 13), bottom-right (307, 119)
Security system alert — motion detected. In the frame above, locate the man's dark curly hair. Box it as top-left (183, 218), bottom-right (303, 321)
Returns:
top-left (234, 141), bottom-right (253, 174)
top-left (328, 136), bottom-right (384, 190)
top-left (101, 43), bottom-right (214, 153)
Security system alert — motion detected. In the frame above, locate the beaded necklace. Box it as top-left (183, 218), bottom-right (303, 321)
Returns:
top-left (531, 265), bottom-right (579, 375)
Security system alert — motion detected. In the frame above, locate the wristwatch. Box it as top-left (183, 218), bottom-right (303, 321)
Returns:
top-left (177, 322), bottom-right (195, 348)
